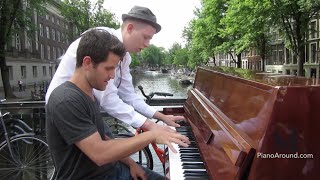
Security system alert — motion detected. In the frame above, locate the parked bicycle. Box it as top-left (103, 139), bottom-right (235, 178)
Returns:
top-left (0, 99), bottom-right (55, 180)
top-left (108, 85), bottom-right (174, 170)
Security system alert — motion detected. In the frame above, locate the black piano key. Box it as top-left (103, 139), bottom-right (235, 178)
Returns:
top-left (183, 171), bottom-right (208, 177)
top-left (180, 149), bottom-right (199, 153)
top-left (181, 157), bottom-right (203, 162)
top-left (184, 175), bottom-right (209, 180)
top-left (182, 165), bottom-right (206, 169)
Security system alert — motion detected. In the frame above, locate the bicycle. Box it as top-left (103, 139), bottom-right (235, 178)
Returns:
top-left (107, 85), bottom-right (174, 171)
top-left (0, 99), bottom-right (55, 180)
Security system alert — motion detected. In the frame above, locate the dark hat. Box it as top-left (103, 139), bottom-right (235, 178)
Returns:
top-left (122, 6), bottom-right (161, 33)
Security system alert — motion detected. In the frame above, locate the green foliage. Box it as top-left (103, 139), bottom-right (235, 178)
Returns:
top-left (166, 43), bottom-right (190, 68)
top-left (141, 45), bottom-right (166, 68)
top-left (61, 0), bottom-right (119, 36)
top-left (184, 0), bottom-right (228, 67)
top-left (0, 0), bottom-right (46, 45)
top-left (130, 53), bottom-right (141, 68)
top-left (183, 0), bottom-right (320, 74)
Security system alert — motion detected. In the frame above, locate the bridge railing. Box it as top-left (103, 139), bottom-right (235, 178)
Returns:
top-left (0, 98), bottom-right (186, 139)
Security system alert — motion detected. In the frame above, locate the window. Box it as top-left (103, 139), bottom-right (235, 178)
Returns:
top-left (286, 69), bottom-right (290, 75)
top-left (40, 44), bottom-right (44, 59)
top-left (49, 66), bottom-right (53, 78)
top-left (15, 33), bottom-right (21, 51)
top-left (46, 14), bottom-right (49, 20)
top-left (52, 29), bottom-right (56, 40)
top-left (52, 47), bottom-right (56, 60)
top-left (32, 66), bottom-right (37, 77)
top-left (285, 48), bottom-right (292, 64)
top-left (278, 50), bottom-right (284, 64)
top-left (61, 33), bottom-right (65, 43)
top-left (43, 66), bottom-right (47, 76)
top-left (57, 47), bottom-right (61, 57)
top-left (311, 68), bottom-right (316, 78)
top-left (21, 66), bottom-right (26, 79)
top-left (46, 26), bottom-right (50, 39)
top-left (27, 37), bottom-right (32, 52)
top-left (51, 16), bottom-right (55, 23)
top-left (310, 43), bottom-right (317, 63)
top-left (8, 66), bottom-right (13, 80)
top-left (272, 48), bottom-right (277, 64)
top-left (47, 45), bottom-right (51, 60)
top-left (39, 23), bottom-right (43, 37)
top-left (57, 31), bottom-right (61, 42)
top-left (57, 18), bottom-right (60, 25)
top-left (310, 21), bottom-right (317, 39)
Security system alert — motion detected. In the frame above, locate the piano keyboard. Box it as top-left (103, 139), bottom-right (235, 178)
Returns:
top-left (166, 122), bottom-right (209, 180)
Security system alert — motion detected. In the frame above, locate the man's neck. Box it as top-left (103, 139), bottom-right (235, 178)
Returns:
top-left (69, 70), bottom-right (94, 100)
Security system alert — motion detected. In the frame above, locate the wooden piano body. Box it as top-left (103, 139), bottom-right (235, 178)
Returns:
top-left (163, 67), bottom-right (320, 180)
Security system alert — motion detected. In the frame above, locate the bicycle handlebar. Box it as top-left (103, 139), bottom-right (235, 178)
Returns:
top-left (138, 85), bottom-right (173, 99)
top-left (151, 92), bottom-right (173, 97)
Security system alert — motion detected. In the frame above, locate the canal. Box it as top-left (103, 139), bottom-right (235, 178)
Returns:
top-left (132, 71), bottom-right (191, 99)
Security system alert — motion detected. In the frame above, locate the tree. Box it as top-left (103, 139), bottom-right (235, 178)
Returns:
top-left (270, 0), bottom-right (320, 76)
top-left (0, 0), bottom-right (46, 98)
top-left (61, 0), bottom-right (119, 39)
top-left (185, 0), bottom-right (228, 68)
top-left (173, 48), bottom-right (189, 67)
top-left (220, 0), bottom-right (273, 70)
top-left (130, 53), bottom-right (141, 68)
top-left (141, 45), bottom-right (166, 68)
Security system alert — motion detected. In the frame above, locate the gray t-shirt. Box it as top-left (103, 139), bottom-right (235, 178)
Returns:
top-left (46, 81), bottom-right (117, 180)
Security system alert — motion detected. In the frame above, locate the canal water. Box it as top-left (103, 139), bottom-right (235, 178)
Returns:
top-left (132, 71), bottom-right (191, 99)
top-left (129, 71), bottom-right (192, 175)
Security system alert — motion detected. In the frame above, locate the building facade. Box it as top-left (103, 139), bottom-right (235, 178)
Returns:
top-left (213, 16), bottom-right (320, 79)
top-left (1, 0), bottom-right (71, 88)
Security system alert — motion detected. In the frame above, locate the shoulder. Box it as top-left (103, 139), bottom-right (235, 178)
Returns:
top-left (48, 82), bottom-right (86, 106)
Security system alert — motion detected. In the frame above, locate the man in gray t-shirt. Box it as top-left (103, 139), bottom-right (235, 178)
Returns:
top-left (46, 29), bottom-right (189, 180)
top-left (46, 81), bottom-right (117, 179)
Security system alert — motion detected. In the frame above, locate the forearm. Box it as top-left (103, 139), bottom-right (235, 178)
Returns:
top-left (140, 119), bottom-right (157, 131)
top-left (152, 111), bottom-right (165, 121)
top-left (94, 88), bottom-right (146, 128)
top-left (80, 131), bottom-right (155, 166)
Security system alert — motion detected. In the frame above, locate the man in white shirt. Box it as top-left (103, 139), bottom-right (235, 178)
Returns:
top-left (46, 6), bottom-right (184, 131)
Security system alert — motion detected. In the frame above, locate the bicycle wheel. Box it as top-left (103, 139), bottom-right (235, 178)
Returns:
top-left (0, 135), bottom-right (55, 180)
top-left (133, 146), bottom-right (153, 170)
top-left (115, 133), bottom-right (154, 170)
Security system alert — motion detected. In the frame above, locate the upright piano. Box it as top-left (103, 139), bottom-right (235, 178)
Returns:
top-left (163, 67), bottom-right (320, 180)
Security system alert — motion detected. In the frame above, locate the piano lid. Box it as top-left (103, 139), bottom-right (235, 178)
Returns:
top-left (183, 66), bottom-right (320, 180)
top-left (198, 66), bottom-right (320, 86)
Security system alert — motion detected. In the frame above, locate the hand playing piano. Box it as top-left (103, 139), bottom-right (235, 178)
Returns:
top-left (161, 114), bottom-right (186, 127)
top-left (151, 128), bottom-right (190, 153)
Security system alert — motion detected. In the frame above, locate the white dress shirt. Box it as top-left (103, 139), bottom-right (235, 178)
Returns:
top-left (45, 27), bottom-right (156, 128)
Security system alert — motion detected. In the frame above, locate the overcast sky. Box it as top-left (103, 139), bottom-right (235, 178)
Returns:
top-left (103, 0), bottom-right (200, 50)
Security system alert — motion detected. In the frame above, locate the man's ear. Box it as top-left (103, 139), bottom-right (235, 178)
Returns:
top-left (83, 56), bottom-right (92, 69)
top-left (127, 23), bottom-right (134, 33)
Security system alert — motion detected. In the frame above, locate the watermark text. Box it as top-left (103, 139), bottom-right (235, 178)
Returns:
top-left (257, 152), bottom-right (313, 159)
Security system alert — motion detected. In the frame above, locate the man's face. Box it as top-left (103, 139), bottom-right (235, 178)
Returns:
top-left (87, 52), bottom-right (121, 91)
top-left (125, 24), bottom-right (156, 53)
